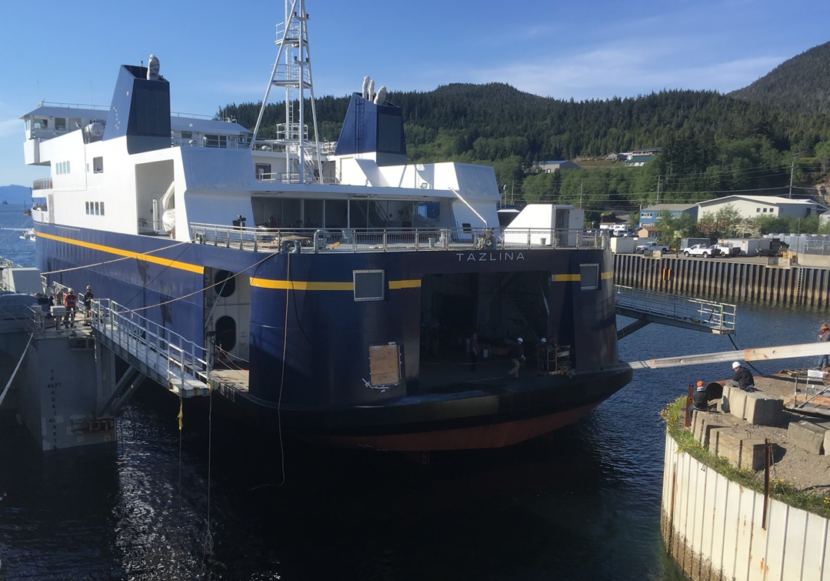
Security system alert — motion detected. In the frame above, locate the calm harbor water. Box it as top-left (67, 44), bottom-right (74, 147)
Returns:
top-left (0, 206), bottom-right (826, 580)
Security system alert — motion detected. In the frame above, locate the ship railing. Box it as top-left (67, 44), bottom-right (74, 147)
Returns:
top-left (256, 172), bottom-right (338, 184)
top-left (189, 223), bottom-right (605, 253)
top-left (90, 299), bottom-right (210, 395)
top-left (615, 285), bottom-right (737, 333)
top-left (173, 136), bottom-right (251, 149)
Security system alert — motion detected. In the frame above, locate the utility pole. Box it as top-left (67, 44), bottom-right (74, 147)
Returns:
top-left (788, 158), bottom-right (795, 199)
top-left (656, 175), bottom-right (662, 205)
top-left (579, 180), bottom-right (584, 208)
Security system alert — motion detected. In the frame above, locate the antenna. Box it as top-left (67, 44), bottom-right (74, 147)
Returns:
top-left (250, 0), bottom-right (323, 184)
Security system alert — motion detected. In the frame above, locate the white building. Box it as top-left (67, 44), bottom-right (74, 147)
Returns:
top-left (697, 195), bottom-right (826, 222)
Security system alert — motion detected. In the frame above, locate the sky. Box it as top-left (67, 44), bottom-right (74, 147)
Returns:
top-left (1, 0), bottom-right (829, 186)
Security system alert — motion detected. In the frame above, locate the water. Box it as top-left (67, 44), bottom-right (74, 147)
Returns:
top-left (0, 207), bottom-right (826, 580)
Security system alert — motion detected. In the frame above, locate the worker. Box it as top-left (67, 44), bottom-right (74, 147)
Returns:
top-left (508, 337), bottom-right (525, 379)
top-left (816, 323), bottom-right (830, 370)
top-left (730, 361), bottom-right (754, 391)
top-left (693, 379), bottom-right (708, 410)
top-left (63, 288), bottom-right (78, 328)
top-left (83, 285), bottom-right (94, 323)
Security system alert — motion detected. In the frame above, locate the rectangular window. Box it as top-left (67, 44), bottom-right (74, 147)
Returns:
top-left (99, 202), bottom-right (105, 215)
top-left (55, 118), bottom-right (66, 131)
top-left (353, 270), bottom-right (385, 302)
top-left (255, 163), bottom-right (271, 179)
top-left (180, 131), bottom-right (193, 139)
top-left (580, 264), bottom-right (600, 291)
top-left (757, 208), bottom-right (761, 213)
top-left (85, 202), bottom-right (90, 214)
top-left (204, 134), bottom-right (227, 148)
top-left (93, 156), bottom-right (103, 173)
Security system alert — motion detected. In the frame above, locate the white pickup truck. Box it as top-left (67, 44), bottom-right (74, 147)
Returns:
top-left (713, 243), bottom-right (741, 257)
top-left (683, 243), bottom-right (720, 258)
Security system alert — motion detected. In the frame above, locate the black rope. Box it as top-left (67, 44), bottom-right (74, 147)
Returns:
top-left (728, 334), bottom-right (765, 376)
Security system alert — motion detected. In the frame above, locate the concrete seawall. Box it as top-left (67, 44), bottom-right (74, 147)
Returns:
top-left (614, 254), bottom-right (830, 309)
top-left (661, 431), bottom-right (830, 581)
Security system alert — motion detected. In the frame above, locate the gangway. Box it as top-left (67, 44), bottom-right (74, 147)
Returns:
top-left (90, 299), bottom-right (210, 399)
top-left (627, 341), bottom-right (830, 370)
top-left (615, 286), bottom-right (736, 339)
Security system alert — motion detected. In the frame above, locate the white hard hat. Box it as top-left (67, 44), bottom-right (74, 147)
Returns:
top-left (517, 337), bottom-right (524, 343)
top-left (732, 361), bottom-right (741, 369)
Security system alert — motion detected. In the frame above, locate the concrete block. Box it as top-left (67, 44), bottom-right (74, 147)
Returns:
top-left (743, 392), bottom-right (784, 426)
top-left (708, 427), bottom-right (732, 454)
top-left (698, 414), bottom-right (727, 448)
top-left (716, 429), bottom-right (744, 467)
top-left (739, 440), bottom-right (767, 471)
top-left (788, 421), bottom-right (826, 454)
top-left (714, 429), bottom-right (767, 470)
top-left (727, 388), bottom-right (748, 420)
top-left (824, 430), bottom-right (830, 456)
top-left (719, 385), bottom-right (734, 413)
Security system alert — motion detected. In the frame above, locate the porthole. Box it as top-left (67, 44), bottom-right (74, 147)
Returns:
top-left (213, 269), bottom-right (236, 297)
top-left (215, 316), bottom-right (236, 351)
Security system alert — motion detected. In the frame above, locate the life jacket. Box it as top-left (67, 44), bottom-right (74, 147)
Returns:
top-left (65, 293), bottom-right (77, 308)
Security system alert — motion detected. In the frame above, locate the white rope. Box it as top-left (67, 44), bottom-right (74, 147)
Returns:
top-left (129, 250), bottom-right (280, 313)
top-left (41, 241), bottom-right (190, 276)
top-left (276, 252), bottom-right (290, 486)
top-left (0, 333), bottom-right (34, 408)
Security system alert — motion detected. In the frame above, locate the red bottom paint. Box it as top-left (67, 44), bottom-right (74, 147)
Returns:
top-left (321, 403), bottom-right (598, 451)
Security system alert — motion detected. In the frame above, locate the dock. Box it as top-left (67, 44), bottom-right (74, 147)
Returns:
top-left (614, 253), bottom-right (830, 309)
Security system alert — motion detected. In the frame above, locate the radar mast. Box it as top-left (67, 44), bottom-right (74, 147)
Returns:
top-left (251, 0), bottom-right (323, 184)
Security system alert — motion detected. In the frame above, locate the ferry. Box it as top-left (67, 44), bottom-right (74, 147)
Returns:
top-left (20, 1), bottom-right (631, 450)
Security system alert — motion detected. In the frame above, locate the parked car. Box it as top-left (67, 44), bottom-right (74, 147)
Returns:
top-left (634, 241), bottom-right (669, 254)
top-left (683, 244), bottom-right (720, 258)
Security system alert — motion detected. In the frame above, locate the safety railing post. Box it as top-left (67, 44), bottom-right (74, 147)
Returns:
top-left (382, 230), bottom-right (388, 251)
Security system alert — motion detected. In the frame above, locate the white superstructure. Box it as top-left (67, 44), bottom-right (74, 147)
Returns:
top-left (23, 8), bottom-right (502, 245)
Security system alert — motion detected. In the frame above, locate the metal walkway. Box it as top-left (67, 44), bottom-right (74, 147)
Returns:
top-left (90, 299), bottom-right (210, 398)
top-left (615, 286), bottom-right (736, 339)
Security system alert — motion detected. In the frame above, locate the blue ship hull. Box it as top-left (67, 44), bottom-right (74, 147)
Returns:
top-left (36, 223), bottom-right (632, 450)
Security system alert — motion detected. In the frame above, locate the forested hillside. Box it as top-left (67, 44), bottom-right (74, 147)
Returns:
top-left (731, 41), bottom-right (830, 115)
top-left (220, 42), bottom-right (830, 214)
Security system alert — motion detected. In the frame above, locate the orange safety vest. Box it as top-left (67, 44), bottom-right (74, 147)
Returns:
top-left (64, 293), bottom-right (77, 308)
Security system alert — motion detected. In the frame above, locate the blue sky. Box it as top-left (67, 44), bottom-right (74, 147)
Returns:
top-left (1, 0), bottom-right (828, 185)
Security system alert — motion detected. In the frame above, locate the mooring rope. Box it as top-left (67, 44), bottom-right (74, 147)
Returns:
top-left (41, 241), bottom-right (190, 275)
top-left (0, 333), bottom-right (33, 408)
top-left (276, 252), bottom-right (290, 487)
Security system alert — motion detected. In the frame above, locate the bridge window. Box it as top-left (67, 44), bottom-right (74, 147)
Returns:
top-left (580, 264), bottom-right (599, 291)
top-left (55, 117), bottom-right (66, 131)
top-left (354, 270), bottom-right (385, 302)
top-left (204, 134), bottom-right (227, 148)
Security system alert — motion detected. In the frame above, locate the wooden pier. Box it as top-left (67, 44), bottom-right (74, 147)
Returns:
top-left (613, 254), bottom-right (830, 309)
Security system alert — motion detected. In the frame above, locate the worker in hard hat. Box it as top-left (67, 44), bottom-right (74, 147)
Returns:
top-left (730, 361), bottom-right (754, 391)
top-left (508, 337), bottom-right (525, 379)
top-left (693, 379), bottom-right (708, 410)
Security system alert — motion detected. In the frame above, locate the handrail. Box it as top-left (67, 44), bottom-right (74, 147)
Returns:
top-left (189, 223), bottom-right (605, 253)
top-left (616, 285), bottom-right (737, 332)
top-left (90, 299), bottom-right (210, 392)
